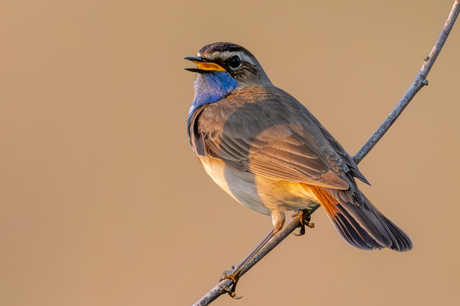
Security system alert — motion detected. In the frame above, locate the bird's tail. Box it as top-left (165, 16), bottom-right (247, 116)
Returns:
top-left (310, 186), bottom-right (412, 251)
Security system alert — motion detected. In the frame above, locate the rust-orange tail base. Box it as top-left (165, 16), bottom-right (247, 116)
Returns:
top-left (310, 185), bottom-right (340, 217)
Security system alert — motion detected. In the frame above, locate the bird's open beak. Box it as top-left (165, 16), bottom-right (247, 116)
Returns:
top-left (184, 56), bottom-right (226, 73)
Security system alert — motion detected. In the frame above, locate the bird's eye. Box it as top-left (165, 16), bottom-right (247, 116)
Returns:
top-left (228, 56), bottom-right (241, 69)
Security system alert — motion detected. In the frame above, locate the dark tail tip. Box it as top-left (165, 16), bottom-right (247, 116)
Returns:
top-left (325, 189), bottom-right (413, 252)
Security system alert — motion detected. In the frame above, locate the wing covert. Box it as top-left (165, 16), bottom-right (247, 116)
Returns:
top-left (190, 91), bottom-right (351, 190)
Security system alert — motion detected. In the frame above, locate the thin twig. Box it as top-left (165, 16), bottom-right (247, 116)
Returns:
top-left (353, 0), bottom-right (460, 164)
top-left (193, 217), bottom-right (302, 306)
top-left (193, 218), bottom-right (301, 306)
top-left (192, 1), bottom-right (460, 305)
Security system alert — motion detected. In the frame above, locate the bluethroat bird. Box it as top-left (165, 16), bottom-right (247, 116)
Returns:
top-left (185, 42), bottom-right (412, 295)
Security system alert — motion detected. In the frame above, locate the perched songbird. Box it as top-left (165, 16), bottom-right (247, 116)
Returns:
top-left (185, 42), bottom-right (412, 285)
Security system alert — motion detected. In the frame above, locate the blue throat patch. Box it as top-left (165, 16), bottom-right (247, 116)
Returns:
top-left (188, 71), bottom-right (238, 122)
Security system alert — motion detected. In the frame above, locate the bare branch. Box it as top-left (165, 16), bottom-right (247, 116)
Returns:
top-left (353, 0), bottom-right (460, 164)
top-left (193, 217), bottom-right (302, 306)
top-left (193, 1), bottom-right (460, 305)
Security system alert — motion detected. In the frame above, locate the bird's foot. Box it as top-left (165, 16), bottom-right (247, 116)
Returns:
top-left (292, 209), bottom-right (315, 236)
top-left (219, 266), bottom-right (243, 299)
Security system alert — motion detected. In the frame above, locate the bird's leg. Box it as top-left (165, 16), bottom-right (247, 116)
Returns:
top-left (293, 209), bottom-right (315, 236)
top-left (220, 211), bottom-right (285, 299)
top-left (220, 228), bottom-right (275, 299)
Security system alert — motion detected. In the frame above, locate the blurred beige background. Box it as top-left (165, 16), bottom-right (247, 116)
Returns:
top-left (1, 1), bottom-right (459, 305)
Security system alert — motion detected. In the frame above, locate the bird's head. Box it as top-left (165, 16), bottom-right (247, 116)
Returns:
top-left (185, 42), bottom-right (272, 87)
top-left (185, 42), bottom-right (272, 119)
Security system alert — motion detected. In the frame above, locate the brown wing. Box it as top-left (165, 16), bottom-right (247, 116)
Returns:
top-left (188, 85), bottom-right (365, 190)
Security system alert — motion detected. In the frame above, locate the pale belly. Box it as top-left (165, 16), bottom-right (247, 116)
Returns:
top-left (198, 155), bottom-right (321, 216)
